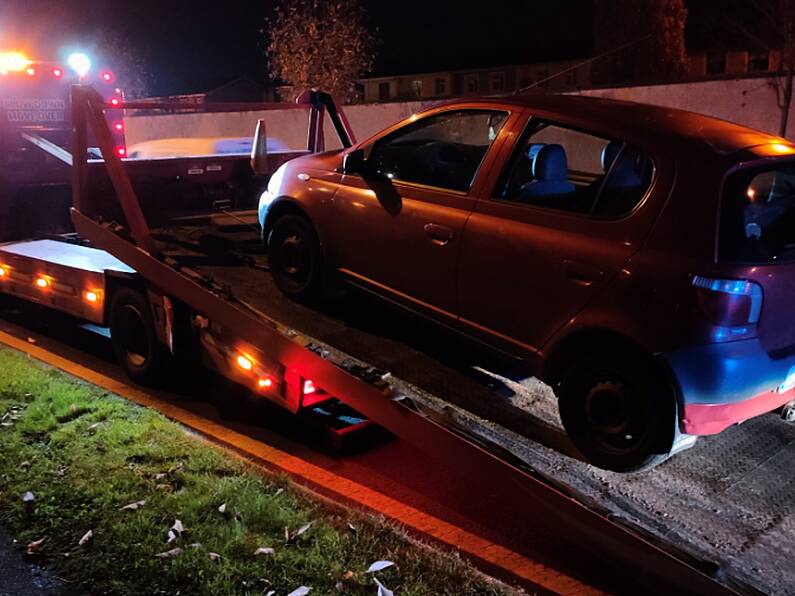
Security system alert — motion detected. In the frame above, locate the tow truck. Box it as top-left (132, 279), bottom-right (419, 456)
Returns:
top-left (0, 49), bottom-right (312, 241)
top-left (0, 84), bottom-right (751, 595)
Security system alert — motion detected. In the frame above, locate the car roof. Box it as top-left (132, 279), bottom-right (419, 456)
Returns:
top-left (435, 93), bottom-right (789, 157)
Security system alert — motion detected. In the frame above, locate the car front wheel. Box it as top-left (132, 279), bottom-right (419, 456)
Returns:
top-left (557, 352), bottom-right (676, 473)
top-left (267, 214), bottom-right (323, 301)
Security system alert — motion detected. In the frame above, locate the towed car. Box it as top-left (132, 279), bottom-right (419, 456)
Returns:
top-left (258, 93), bottom-right (795, 472)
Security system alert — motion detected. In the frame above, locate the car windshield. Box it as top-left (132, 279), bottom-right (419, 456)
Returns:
top-left (720, 160), bottom-right (795, 263)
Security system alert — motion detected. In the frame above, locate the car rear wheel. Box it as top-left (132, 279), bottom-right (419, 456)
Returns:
top-left (268, 214), bottom-right (323, 301)
top-left (557, 352), bottom-right (676, 472)
top-left (110, 288), bottom-right (169, 386)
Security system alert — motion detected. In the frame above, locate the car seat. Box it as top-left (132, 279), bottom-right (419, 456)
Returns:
top-left (519, 144), bottom-right (576, 204)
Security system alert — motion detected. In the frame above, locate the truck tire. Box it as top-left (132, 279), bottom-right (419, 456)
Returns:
top-left (557, 352), bottom-right (675, 473)
top-left (109, 288), bottom-right (169, 386)
top-left (267, 214), bottom-right (323, 301)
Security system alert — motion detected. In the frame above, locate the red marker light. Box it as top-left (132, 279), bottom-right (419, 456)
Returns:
top-left (51, 67), bottom-right (63, 78)
top-left (113, 121), bottom-right (124, 132)
top-left (101, 71), bottom-right (113, 82)
top-left (116, 147), bottom-right (127, 158)
top-left (109, 97), bottom-right (121, 107)
top-left (302, 379), bottom-right (317, 395)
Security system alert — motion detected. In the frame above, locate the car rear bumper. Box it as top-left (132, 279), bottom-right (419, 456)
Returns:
top-left (662, 338), bottom-right (795, 435)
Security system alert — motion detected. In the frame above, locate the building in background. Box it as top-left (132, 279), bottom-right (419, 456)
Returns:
top-left (360, 49), bottom-right (781, 104)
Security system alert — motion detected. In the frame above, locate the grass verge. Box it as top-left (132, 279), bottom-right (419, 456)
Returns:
top-left (0, 346), bottom-right (511, 595)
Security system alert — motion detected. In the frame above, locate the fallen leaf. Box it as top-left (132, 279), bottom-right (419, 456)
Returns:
top-left (265, 591), bottom-right (275, 596)
top-left (19, 461), bottom-right (31, 471)
top-left (341, 571), bottom-right (354, 580)
top-left (374, 578), bottom-right (394, 596)
top-left (167, 530), bottom-right (178, 544)
top-left (187, 543), bottom-right (203, 549)
top-left (78, 530), bottom-right (93, 546)
top-left (347, 523), bottom-right (357, 534)
top-left (254, 547), bottom-right (275, 556)
top-left (119, 500), bottom-right (146, 511)
top-left (366, 561), bottom-right (394, 573)
top-left (217, 503), bottom-right (226, 514)
top-left (208, 552), bottom-right (221, 562)
top-left (274, 488), bottom-right (284, 497)
top-left (154, 547), bottom-right (183, 558)
top-left (26, 537), bottom-right (45, 554)
top-left (155, 484), bottom-right (172, 492)
top-left (154, 473), bottom-right (167, 481)
top-left (22, 491), bottom-right (35, 503)
top-left (88, 422), bottom-right (101, 431)
top-left (287, 587), bottom-right (311, 596)
top-left (287, 522), bottom-right (312, 542)
top-left (69, 404), bottom-right (77, 414)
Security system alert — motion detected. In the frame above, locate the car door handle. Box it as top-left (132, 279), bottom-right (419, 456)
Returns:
top-left (563, 260), bottom-right (604, 286)
top-left (424, 223), bottom-right (454, 246)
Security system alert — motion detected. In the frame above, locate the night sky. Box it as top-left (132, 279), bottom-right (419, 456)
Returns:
top-left (0, 0), bottom-right (595, 95)
top-left (0, 1), bottom-right (737, 97)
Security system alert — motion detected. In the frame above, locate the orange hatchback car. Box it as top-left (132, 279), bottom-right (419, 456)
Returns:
top-left (259, 94), bottom-right (795, 472)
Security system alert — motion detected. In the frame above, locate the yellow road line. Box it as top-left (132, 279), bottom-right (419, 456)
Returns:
top-left (0, 330), bottom-right (600, 596)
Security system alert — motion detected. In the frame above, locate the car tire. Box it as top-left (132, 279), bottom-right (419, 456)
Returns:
top-left (110, 287), bottom-right (169, 386)
top-left (267, 214), bottom-right (323, 301)
top-left (557, 351), bottom-right (676, 473)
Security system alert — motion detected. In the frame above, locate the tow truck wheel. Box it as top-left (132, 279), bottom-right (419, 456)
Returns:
top-left (268, 214), bottom-right (322, 301)
top-left (557, 352), bottom-right (675, 473)
top-left (110, 288), bottom-right (169, 386)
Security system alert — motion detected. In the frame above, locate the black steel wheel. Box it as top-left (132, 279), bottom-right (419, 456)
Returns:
top-left (557, 352), bottom-right (675, 472)
top-left (109, 287), bottom-right (169, 385)
top-left (267, 214), bottom-right (323, 301)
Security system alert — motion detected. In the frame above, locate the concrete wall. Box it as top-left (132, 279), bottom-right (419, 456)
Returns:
top-left (571, 77), bottom-right (793, 139)
top-left (124, 77), bottom-right (795, 154)
top-left (124, 100), bottom-right (428, 153)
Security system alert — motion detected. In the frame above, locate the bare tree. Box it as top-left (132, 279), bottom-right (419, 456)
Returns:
top-left (759, 1), bottom-right (795, 137)
top-left (593, 0), bottom-right (688, 85)
top-left (266, 0), bottom-right (377, 103)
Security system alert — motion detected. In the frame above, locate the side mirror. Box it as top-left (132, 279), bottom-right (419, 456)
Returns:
top-left (342, 148), bottom-right (367, 175)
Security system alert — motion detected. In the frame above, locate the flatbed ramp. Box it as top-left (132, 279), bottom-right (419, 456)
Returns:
top-left (160, 223), bottom-right (792, 595)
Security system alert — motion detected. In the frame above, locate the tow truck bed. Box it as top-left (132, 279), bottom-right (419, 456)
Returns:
top-left (166, 222), bottom-right (795, 596)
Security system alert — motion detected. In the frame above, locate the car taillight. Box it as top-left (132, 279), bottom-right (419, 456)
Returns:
top-left (692, 276), bottom-right (763, 326)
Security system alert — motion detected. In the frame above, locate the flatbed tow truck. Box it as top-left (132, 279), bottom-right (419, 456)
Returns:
top-left (0, 85), bottom-right (774, 595)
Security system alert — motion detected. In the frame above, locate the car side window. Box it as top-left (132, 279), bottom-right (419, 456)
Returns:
top-left (366, 110), bottom-right (508, 192)
top-left (497, 120), bottom-right (653, 217)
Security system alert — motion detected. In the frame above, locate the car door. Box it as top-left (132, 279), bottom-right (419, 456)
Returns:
top-left (457, 117), bottom-right (655, 356)
top-left (326, 106), bottom-right (518, 322)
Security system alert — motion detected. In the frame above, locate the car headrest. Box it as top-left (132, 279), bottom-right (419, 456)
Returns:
top-left (601, 140), bottom-right (623, 171)
top-left (532, 144), bottom-right (569, 181)
top-left (601, 141), bottom-right (643, 189)
top-left (526, 143), bottom-right (546, 162)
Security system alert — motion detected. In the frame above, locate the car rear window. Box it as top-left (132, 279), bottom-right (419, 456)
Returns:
top-left (720, 161), bottom-right (795, 263)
